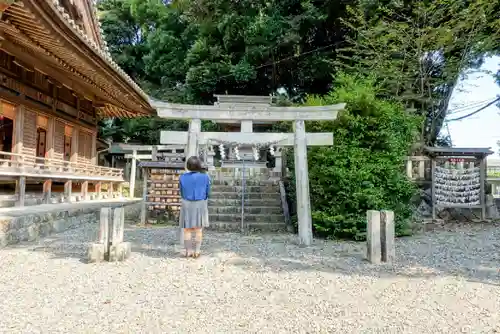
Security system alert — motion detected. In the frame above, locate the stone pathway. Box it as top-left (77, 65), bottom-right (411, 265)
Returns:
top-left (0, 222), bottom-right (499, 333)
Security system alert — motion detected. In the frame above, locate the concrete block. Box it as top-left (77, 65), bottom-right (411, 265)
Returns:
top-left (380, 210), bottom-right (395, 263)
top-left (88, 243), bottom-right (106, 263)
top-left (108, 242), bottom-right (131, 262)
top-left (366, 210), bottom-right (381, 264)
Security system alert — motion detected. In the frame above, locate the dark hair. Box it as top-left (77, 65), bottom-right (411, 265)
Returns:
top-left (186, 156), bottom-right (203, 172)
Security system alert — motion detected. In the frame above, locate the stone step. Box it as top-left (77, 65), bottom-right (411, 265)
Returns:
top-left (211, 185), bottom-right (279, 193)
top-left (208, 198), bottom-right (281, 206)
top-left (209, 213), bottom-right (285, 223)
top-left (208, 221), bottom-right (287, 232)
top-left (210, 192), bottom-right (281, 200)
top-left (209, 206), bottom-right (282, 215)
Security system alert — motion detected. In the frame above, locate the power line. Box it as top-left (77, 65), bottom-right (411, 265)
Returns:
top-left (446, 96), bottom-right (500, 122)
top-left (447, 97), bottom-right (499, 114)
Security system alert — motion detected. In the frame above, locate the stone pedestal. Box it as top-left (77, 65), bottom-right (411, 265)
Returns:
top-left (109, 242), bottom-right (131, 261)
top-left (366, 210), bottom-right (395, 264)
top-left (88, 207), bottom-right (130, 263)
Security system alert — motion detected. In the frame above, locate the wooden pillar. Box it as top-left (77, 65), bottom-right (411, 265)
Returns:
top-left (129, 150), bottom-right (137, 198)
top-left (480, 156), bottom-right (486, 220)
top-left (117, 183), bottom-right (123, 198)
top-left (140, 169), bottom-right (148, 225)
top-left (70, 126), bottom-right (79, 172)
top-left (294, 119), bottom-right (313, 246)
top-left (45, 117), bottom-right (55, 161)
top-left (14, 106), bottom-right (25, 207)
top-left (108, 182), bottom-right (114, 198)
top-left (43, 180), bottom-right (52, 204)
top-left (64, 180), bottom-right (72, 202)
top-left (15, 176), bottom-right (26, 207)
top-left (95, 181), bottom-right (102, 199)
top-left (81, 181), bottom-right (89, 201)
top-left (91, 132), bottom-right (97, 165)
top-left (43, 117), bottom-right (55, 204)
top-left (13, 105), bottom-right (24, 156)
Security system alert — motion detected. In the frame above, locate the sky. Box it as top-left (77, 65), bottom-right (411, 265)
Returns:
top-left (445, 56), bottom-right (500, 157)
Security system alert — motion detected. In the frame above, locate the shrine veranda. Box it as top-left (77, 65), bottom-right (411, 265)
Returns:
top-left (150, 95), bottom-right (345, 246)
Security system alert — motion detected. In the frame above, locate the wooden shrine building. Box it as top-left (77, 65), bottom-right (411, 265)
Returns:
top-left (0, 0), bottom-right (154, 205)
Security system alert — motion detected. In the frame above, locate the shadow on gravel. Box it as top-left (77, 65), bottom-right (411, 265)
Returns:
top-left (4, 222), bottom-right (499, 286)
top-left (124, 223), bottom-right (500, 286)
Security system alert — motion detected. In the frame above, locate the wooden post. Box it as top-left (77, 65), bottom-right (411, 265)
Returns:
top-left (95, 181), bottom-right (102, 199)
top-left (64, 180), bottom-right (72, 202)
top-left (117, 183), bottom-right (123, 198)
top-left (108, 182), bottom-right (114, 198)
top-left (13, 105), bottom-right (24, 155)
top-left (480, 156), bottom-right (486, 220)
top-left (70, 126), bottom-right (79, 174)
top-left (294, 119), bottom-right (313, 246)
top-left (43, 180), bottom-right (52, 204)
top-left (140, 169), bottom-right (148, 225)
top-left (45, 117), bottom-right (55, 161)
top-left (129, 150), bottom-right (137, 198)
top-left (91, 132), bottom-right (97, 165)
top-left (15, 176), bottom-right (26, 207)
top-left (81, 181), bottom-right (89, 201)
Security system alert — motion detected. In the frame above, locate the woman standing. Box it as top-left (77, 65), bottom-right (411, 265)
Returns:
top-left (179, 156), bottom-right (211, 258)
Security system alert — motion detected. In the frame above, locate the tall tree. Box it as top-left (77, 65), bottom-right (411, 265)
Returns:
top-left (340, 0), bottom-right (500, 147)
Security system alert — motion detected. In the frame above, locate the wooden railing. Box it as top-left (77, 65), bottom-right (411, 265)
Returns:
top-left (0, 150), bottom-right (123, 181)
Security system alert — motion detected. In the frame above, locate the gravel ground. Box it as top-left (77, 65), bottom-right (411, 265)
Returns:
top-left (0, 222), bottom-right (499, 334)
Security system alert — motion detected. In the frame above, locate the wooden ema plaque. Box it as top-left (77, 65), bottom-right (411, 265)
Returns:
top-left (147, 168), bottom-right (182, 224)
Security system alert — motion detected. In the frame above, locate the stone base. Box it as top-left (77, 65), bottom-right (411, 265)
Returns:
top-left (109, 242), bottom-right (131, 262)
top-left (87, 243), bottom-right (106, 263)
top-left (87, 242), bottom-right (131, 262)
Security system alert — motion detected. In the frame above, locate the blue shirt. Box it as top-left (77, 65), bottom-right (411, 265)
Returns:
top-left (179, 172), bottom-right (211, 201)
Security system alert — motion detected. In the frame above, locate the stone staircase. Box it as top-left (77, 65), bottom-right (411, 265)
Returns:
top-left (208, 168), bottom-right (286, 231)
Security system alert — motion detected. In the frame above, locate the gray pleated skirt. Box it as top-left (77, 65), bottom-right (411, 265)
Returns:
top-left (179, 199), bottom-right (209, 229)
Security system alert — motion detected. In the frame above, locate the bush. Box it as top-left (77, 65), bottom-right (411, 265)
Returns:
top-left (288, 73), bottom-right (421, 240)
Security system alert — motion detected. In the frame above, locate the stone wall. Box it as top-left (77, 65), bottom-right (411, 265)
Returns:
top-left (0, 208), bottom-right (98, 247)
top-left (0, 200), bottom-right (143, 248)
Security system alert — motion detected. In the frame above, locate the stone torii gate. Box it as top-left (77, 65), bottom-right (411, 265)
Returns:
top-left (151, 96), bottom-right (344, 246)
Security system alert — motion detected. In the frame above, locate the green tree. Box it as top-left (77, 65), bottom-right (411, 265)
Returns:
top-left (288, 73), bottom-right (421, 240)
top-left (339, 0), bottom-right (500, 147)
